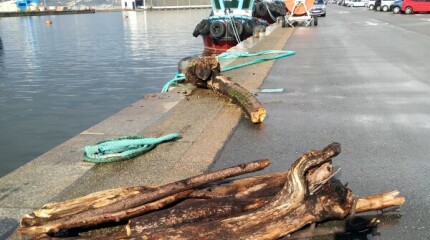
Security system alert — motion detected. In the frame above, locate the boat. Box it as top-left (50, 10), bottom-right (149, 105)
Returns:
top-left (15, 0), bottom-right (38, 12)
top-left (253, 0), bottom-right (287, 24)
top-left (193, 0), bottom-right (287, 52)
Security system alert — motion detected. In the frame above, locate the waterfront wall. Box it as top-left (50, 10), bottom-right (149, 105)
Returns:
top-left (144, 0), bottom-right (210, 8)
top-left (0, 9), bottom-right (95, 17)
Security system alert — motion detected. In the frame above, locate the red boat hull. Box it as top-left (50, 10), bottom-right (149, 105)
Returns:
top-left (202, 34), bottom-right (253, 52)
top-left (202, 35), bottom-right (239, 51)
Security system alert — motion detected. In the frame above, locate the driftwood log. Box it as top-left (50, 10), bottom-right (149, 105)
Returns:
top-left (122, 142), bottom-right (402, 240)
top-left (17, 143), bottom-right (405, 239)
top-left (17, 159), bottom-right (270, 236)
top-left (185, 56), bottom-right (266, 123)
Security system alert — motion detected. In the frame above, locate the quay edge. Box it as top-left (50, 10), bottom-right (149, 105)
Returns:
top-left (0, 24), bottom-right (293, 239)
top-left (0, 9), bottom-right (95, 17)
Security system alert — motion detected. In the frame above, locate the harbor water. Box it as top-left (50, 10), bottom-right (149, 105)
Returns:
top-left (0, 9), bottom-right (211, 177)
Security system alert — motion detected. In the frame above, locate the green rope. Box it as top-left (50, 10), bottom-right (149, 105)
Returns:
top-left (218, 50), bottom-right (296, 72)
top-left (161, 50), bottom-right (296, 93)
top-left (161, 73), bottom-right (186, 93)
top-left (83, 133), bottom-right (181, 163)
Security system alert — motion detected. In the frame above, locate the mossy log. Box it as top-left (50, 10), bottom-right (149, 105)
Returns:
top-left (17, 159), bottom-right (270, 236)
top-left (184, 56), bottom-right (266, 123)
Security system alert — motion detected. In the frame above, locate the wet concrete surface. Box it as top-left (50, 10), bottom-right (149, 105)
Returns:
top-left (211, 5), bottom-right (430, 239)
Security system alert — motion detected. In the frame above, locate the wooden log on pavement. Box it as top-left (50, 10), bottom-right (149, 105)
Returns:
top-left (22, 186), bottom-right (154, 226)
top-left (208, 74), bottom-right (266, 123)
top-left (126, 162), bottom-right (334, 236)
top-left (184, 56), bottom-right (266, 123)
top-left (126, 197), bottom-right (270, 235)
top-left (17, 159), bottom-right (271, 236)
top-left (123, 143), bottom-right (405, 240)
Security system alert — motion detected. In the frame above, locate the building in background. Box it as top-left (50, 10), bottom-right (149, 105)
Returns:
top-left (121, 0), bottom-right (210, 10)
top-left (0, 0), bottom-right (18, 12)
top-left (121, 0), bottom-right (144, 9)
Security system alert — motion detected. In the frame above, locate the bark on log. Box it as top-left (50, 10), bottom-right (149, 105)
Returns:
top-left (22, 186), bottom-right (154, 226)
top-left (17, 159), bottom-right (270, 236)
top-left (208, 75), bottom-right (266, 123)
top-left (184, 56), bottom-right (266, 123)
top-left (126, 197), bottom-right (270, 235)
top-left (355, 191), bottom-right (405, 213)
top-left (18, 190), bottom-right (193, 237)
top-left (190, 162), bottom-right (332, 200)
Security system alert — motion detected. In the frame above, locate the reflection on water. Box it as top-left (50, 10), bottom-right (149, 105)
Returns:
top-left (0, 36), bottom-right (3, 57)
top-left (124, 11), bottom-right (150, 53)
top-left (0, 36), bottom-right (3, 72)
top-left (0, 10), bottom-right (211, 177)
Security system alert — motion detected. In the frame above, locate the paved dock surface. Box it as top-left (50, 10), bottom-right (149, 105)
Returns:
top-left (211, 5), bottom-right (430, 239)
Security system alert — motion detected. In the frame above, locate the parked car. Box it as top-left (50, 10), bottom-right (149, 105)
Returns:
top-left (380, 0), bottom-right (395, 11)
top-left (368, 0), bottom-right (376, 9)
top-left (348, 0), bottom-right (368, 7)
top-left (390, 0), bottom-right (403, 13)
top-left (311, 0), bottom-right (327, 16)
top-left (401, 0), bottom-right (430, 14)
top-left (374, 0), bottom-right (382, 10)
top-left (344, 0), bottom-right (353, 5)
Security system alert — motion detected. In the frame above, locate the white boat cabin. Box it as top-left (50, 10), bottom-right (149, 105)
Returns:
top-left (210, 0), bottom-right (256, 16)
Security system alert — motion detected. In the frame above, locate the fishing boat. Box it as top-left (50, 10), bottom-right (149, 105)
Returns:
top-left (193, 0), bottom-right (287, 51)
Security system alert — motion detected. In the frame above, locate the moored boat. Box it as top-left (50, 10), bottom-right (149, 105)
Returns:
top-left (193, 0), bottom-right (286, 52)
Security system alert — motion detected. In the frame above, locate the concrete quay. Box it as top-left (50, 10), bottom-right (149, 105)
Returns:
top-left (0, 24), bottom-right (293, 239)
top-left (0, 9), bottom-right (95, 18)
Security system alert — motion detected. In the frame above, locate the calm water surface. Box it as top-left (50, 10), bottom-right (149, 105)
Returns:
top-left (0, 10), bottom-right (210, 177)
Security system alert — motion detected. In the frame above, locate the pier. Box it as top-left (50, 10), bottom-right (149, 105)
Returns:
top-left (0, 9), bottom-right (95, 17)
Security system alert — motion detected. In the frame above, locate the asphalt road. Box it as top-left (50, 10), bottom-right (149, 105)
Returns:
top-left (211, 5), bottom-right (430, 239)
